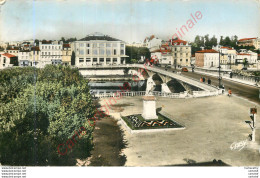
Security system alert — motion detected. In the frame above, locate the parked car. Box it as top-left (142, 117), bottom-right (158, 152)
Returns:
top-left (165, 65), bottom-right (171, 68)
top-left (182, 67), bottom-right (188, 72)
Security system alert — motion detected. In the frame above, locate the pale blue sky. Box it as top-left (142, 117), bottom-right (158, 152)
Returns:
top-left (0, 0), bottom-right (259, 43)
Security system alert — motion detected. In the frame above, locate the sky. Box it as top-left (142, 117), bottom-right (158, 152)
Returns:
top-left (0, 0), bottom-right (259, 43)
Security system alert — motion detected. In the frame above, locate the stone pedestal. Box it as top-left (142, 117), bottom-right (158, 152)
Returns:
top-left (142, 95), bottom-right (158, 120)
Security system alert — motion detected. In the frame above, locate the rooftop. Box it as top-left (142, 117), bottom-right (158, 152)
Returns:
top-left (2, 53), bottom-right (16, 58)
top-left (196, 49), bottom-right (219, 53)
top-left (220, 47), bottom-right (233, 50)
top-left (171, 39), bottom-right (187, 45)
top-left (79, 33), bottom-right (121, 42)
top-left (31, 46), bottom-right (40, 51)
top-left (238, 38), bottom-right (257, 42)
top-left (63, 44), bottom-right (71, 48)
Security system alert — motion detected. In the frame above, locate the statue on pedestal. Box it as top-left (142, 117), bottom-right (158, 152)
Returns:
top-left (142, 77), bottom-right (158, 120)
top-left (146, 77), bottom-right (156, 95)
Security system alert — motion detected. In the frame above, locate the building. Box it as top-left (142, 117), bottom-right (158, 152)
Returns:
top-left (30, 46), bottom-right (41, 67)
top-left (39, 40), bottom-right (63, 67)
top-left (62, 44), bottom-right (72, 66)
top-left (235, 50), bottom-right (258, 70)
top-left (73, 33), bottom-right (128, 67)
top-left (151, 45), bottom-right (173, 65)
top-left (126, 42), bottom-right (143, 48)
top-left (195, 49), bottom-right (219, 68)
top-left (237, 37), bottom-right (260, 49)
top-left (217, 46), bottom-right (237, 70)
top-left (6, 46), bottom-right (20, 56)
top-left (170, 39), bottom-right (191, 67)
top-left (0, 53), bottom-right (17, 69)
top-left (143, 35), bottom-right (162, 52)
top-left (18, 50), bottom-right (31, 67)
top-left (191, 54), bottom-right (195, 66)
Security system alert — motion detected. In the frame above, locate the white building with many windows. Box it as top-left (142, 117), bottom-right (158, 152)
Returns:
top-left (39, 40), bottom-right (63, 67)
top-left (73, 33), bottom-right (128, 67)
top-left (18, 50), bottom-right (31, 66)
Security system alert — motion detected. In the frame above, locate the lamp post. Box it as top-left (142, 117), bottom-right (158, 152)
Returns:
top-left (228, 54), bottom-right (231, 70)
top-left (218, 51), bottom-right (223, 88)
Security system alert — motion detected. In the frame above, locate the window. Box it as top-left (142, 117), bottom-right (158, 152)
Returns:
top-left (93, 58), bottom-right (97, 62)
top-left (186, 59), bottom-right (188, 62)
top-left (93, 43), bottom-right (98, 48)
top-left (80, 43), bottom-right (84, 47)
top-left (93, 49), bottom-right (98, 55)
top-left (106, 49), bottom-right (111, 55)
top-left (100, 58), bottom-right (104, 62)
top-left (87, 49), bottom-right (90, 54)
top-left (114, 49), bottom-right (116, 55)
top-left (87, 44), bottom-right (90, 47)
top-left (175, 48), bottom-right (177, 51)
top-left (3, 57), bottom-right (6, 63)
top-left (79, 50), bottom-right (84, 55)
top-left (106, 58), bottom-right (111, 63)
top-left (99, 43), bottom-right (104, 47)
top-left (106, 43), bottom-right (111, 47)
top-left (120, 44), bottom-right (124, 47)
top-left (86, 58), bottom-right (91, 62)
top-left (120, 50), bottom-right (124, 55)
top-left (100, 49), bottom-right (105, 55)
top-left (113, 58), bottom-right (117, 62)
top-left (79, 58), bottom-right (84, 63)
top-left (180, 59), bottom-right (182, 61)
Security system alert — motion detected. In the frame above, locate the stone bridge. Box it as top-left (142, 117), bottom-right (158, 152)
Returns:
top-left (78, 64), bottom-right (220, 93)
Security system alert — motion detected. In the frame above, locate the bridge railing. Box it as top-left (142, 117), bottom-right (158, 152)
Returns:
top-left (92, 90), bottom-right (220, 99)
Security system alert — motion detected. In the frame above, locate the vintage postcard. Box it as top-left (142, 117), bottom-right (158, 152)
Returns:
top-left (0, 0), bottom-right (259, 177)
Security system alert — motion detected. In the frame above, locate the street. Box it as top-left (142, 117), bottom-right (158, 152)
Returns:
top-left (156, 66), bottom-right (259, 105)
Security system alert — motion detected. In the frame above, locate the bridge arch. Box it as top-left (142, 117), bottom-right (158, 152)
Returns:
top-left (166, 79), bottom-right (186, 93)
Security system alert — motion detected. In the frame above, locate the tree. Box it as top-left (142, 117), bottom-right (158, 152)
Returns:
top-left (34, 39), bottom-right (40, 46)
top-left (61, 37), bottom-right (66, 43)
top-left (223, 36), bottom-right (231, 46)
top-left (230, 35), bottom-right (238, 47)
top-left (10, 57), bottom-right (18, 66)
top-left (219, 36), bottom-right (224, 45)
top-left (204, 34), bottom-right (210, 49)
top-left (71, 51), bottom-right (75, 66)
top-left (242, 58), bottom-right (248, 69)
top-left (209, 35), bottom-right (218, 48)
top-left (125, 46), bottom-right (150, 64)
top-left (0, 66), bottom-right (95, 166)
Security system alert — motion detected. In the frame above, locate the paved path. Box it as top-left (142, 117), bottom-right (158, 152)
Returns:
top-left (104, 95), bottom-right (260, 166)
top-left (180, 71), bottom-right (259, 104)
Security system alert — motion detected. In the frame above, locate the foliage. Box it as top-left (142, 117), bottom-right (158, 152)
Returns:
top-left (0, 65), bottom-right (95, 166)
top-left (125, 46), bottom-right (150, 63)
top-left (192, 35), bottom-right (218, 53)
top-left (61, 37), bottom-right (77, 43)
top-left (130, 59), bottom-right (138, 64)
top-left (10, 57), bottom-right (18, 66)
top-left (71, 51), bottom-right (75, 66)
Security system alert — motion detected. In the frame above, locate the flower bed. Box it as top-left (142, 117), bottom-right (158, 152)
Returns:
top-left (121, 113), bottom-right (183, 130)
